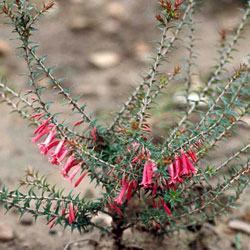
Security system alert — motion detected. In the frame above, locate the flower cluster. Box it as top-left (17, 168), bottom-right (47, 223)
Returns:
top-left (168, 149), bottom-right (197, 187)
top-left (106, 138), bottom-right (198, 216)
top-left (30, 114), bottom-right (87, 188)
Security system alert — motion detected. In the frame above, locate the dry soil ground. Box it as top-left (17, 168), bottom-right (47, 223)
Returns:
top-left (0, 0), bottom-right (249, 249)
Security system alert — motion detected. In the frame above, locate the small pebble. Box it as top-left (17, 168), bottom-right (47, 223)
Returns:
top-left (228, 219), bottom-right (250, 235)
top-left (20, 214), bottom-right (34, 226)
top-left (0, 222), bottom-right (14, 242)
top-left (134, 41), bottom-right (152, 63)
top-left (70, 17), bottom-right (93, 32)
top-left (0, 40), bottom-right (11, 57)
top-left (105, 2), bottom-right (127, 21)
top-left (241, 116), bottom-right (250, 126)
top-left (89, 51), bottom-right (121, 69)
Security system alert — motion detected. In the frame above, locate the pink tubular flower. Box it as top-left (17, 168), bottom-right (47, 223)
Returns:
top-left (51, 139), bottom-right (65, 156)
top-left (38, 129), bottom-right (56, 155)
top-left (142, 124), bottom-right (152, 133)
top-left (185, 154), bottom-right (197, 175)
top-left (31, 127), bottom-right (50, 144)
top-left (50, 221), bottom-right (56, 230)
top-left (131, 148), bottom-right (146, 164)
top-left (73, 120), bottom-right (83, 127)
top-left (61, 202), bottom-right (66, 216)
top-left (68, 203), bottom-right (75, 224)
top-left (168, 163), bottom-right (176, 185)
top-left (121, 175), bottom-right (126, 185)
top-left (61, 155), bottom-right (78, 177)
top-left (175, 156), bottom-right (181, 176)
top-left (46, 217), bottom-right (55, 226)
top-left (65, 163), bottom-right (82, 182)
top-left (91, 127), bottom-right (97, 142)
top-left (61, 207), bottom-right (66, 216)
top-left (57, 148), bottom-right (70, 163)
top-left (115, 181), bottom-right (129, 205)
top-left (49, 140), bottom-right (68, 165)
top-left (174, 156), bottom-right (184, 183)
top-left (142, 128), bottom-right (152, 133)
top-left (160, 199), bottom-right (171, 215)
top-left (33, 118), bottom-right (51, 135)
top-left (180, 150), bottom-right (189, 176)
top-left (187, 149), bottom-right (198, 163)
top-left (29, 113), bottom-right (42, 120)
top-left (37, 115), bottom-right (43, 121)
top-left (74, 170), bottom-right (88, 188)
top-left (126, 181), bottom-right (136, 201)
top-left (139, 160), bottom-right (157, 188)
top-left (109, 204), bottom-right (123, 215)
top-left (140, 162), bottom-right (150, 187)
top-left (131, 155), bottom-right (140, 164)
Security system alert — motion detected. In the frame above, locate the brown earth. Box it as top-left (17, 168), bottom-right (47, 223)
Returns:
top-left (0, 0), bottom-right (249, 249)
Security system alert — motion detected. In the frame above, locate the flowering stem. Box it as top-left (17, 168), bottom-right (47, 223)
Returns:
top-left (0, 82), bottom-right (88, 140)
top-left (157, 161), bottom-right (250, 228)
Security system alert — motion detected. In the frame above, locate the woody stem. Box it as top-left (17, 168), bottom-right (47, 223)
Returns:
top-left (111, 218), bottom-right (125, 250)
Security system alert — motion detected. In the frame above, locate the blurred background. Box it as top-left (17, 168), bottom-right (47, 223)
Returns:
top-left (0, 0), bottom-right (249, 249)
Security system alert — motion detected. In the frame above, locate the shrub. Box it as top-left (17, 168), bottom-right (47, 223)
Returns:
top-left (0, 0), bottom-right (249, 249)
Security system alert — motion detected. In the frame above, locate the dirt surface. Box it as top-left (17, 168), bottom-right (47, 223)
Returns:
top-left (0, 0), bottom-right (250, 249)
